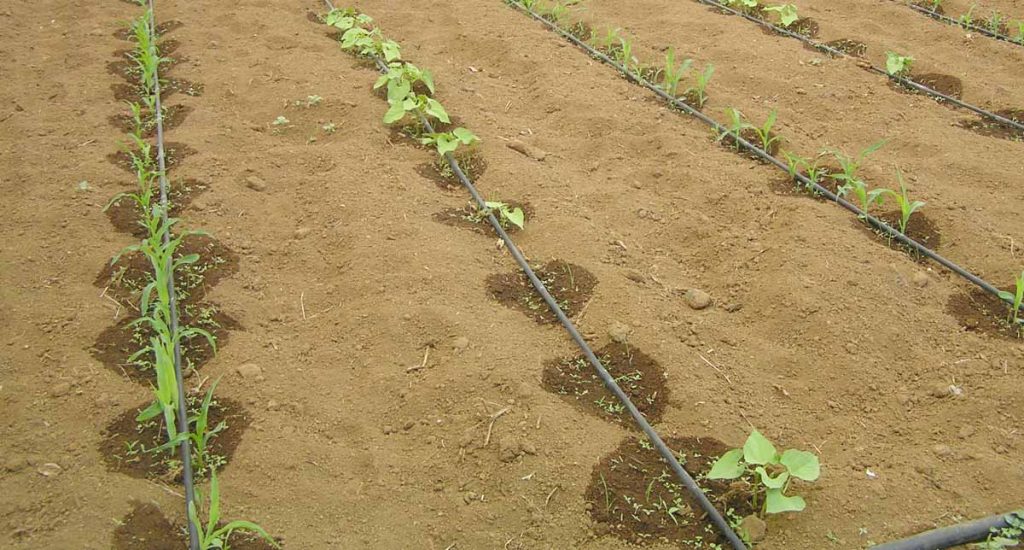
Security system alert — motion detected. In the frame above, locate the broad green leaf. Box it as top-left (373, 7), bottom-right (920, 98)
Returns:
top-left (436, 135), bottom-right (459, 156)
top-left (765, 489), bottom-right (806, 514)
top-left (998, 290), bottom-right (1014, 301)
top-left (453, 127), bottom-right (479, 144)
top-left (381, 40), bottom-right (401, 62)
top-left (743, 430), bottom-right (778, 465)
top-left (425, 98), bottom-right (450, 123)
top-left (387, 80), bottom-right (411, 104)
top-left (505, 207), bottom-right (525, 230)
top-left (373, 74), bottom-right (389, 90)
top-left (136, 400), bottom-right (162, 422)
top-left (707, 448), bottom-right (745, 479)
top-left (780, 449), bottom-right (820, 481)
top-left (421, 70), bottom-right (436, 94)
top-left (755, 466), bottom-right (789, 489)
top-left (383, 102), bottom-right (406, 124)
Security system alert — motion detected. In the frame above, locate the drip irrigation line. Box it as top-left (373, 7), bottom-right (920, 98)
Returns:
top-left (908, 3), bottom-right (1023, 47)
top-left (870, 510), bottom-right (1019, 550)
top-left (145, 1), bottom-right (200, 548)
top-left (692, 0), bottom-right (1024, 133)
top-left (506, 0), bottom-right (1017, 311)
top-left (318, 1), bottom-right (747, 548)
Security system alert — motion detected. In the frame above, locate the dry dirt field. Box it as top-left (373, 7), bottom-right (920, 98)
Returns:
top-left (1, 0), bottom-right (1022, 548)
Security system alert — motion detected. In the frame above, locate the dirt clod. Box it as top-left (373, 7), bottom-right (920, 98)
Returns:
top-left (684, 288), bottom-right (713, 310)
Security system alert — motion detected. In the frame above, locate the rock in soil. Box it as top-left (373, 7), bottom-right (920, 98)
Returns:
top-left (607, 321), bottom-right (630, 344)
top-left (684, 288), bottom-right (713, 310)
top-left (506, 139), bottom-right (547, 161)
top-left (740, 514), bottom-right (767, 542)
top-left (245, 175), bottom-right (267, 192)
top-left (236, 363), bottom-right (263, 380)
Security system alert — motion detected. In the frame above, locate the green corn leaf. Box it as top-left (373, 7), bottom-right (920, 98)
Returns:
top-left (136, 400), bottom-right (162, 422)
top-left (755, 466), bottom-right (790, 489)
top-left (765, 489), bottom-right (806, 514)
top-left (743, 430), bottom-right (778, 465)
top-left (707, 448), bottom-right (745, 479)
top-left (780, 449), bottom-right (821, 481)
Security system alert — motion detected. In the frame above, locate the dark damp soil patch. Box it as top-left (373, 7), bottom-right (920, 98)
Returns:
top-left (586, 436), bottom-right (755, 546)
top-left (416, 148), bottom-right (488, 190)
top-left (100, 396), bottom-right (251, 483)
top-left (107, 141), bottom-right (196, 173)
top-left (892, 73), bottom-right (963, 99)
top-left (95, 234), bottom-right (240, 305)
top-left (486, 260), bottom-right (597, 324)
top-left (106, 56), bottom-right (184, 84)
top-left (432, 201), bottom-right (533, 235)
top-left (113, 501), bottom-right (280, 550)
top-left (542, 342), bottom-right (668, 424)
top-left (113, 20), bottom-right (184, 41)
top-left (718, 127), bottom-right (780, 161)
top-left (90, 302), bottom-right (239, 384)
top-left (857, 211), bottom-right (942, 260)
top-left (565, 20), bottom-right (593, 42)
top-left (678, 89), bottom-right (706, 112)
top-left (824, 38), bottom-right (867, 57)
top-left (112, 79), bottom-right (204, 103)
top-left (912, 1), bottom-right (944, 16)
top-left (761, 17), bottom-right (819, 38)
top-left (106, 179), bottom-right (208, 237)
top-left (958, 109), bottom-right (1024, 142)
top-left (946, 286), bottom-right (1022, 340)
top-left (107, 104), bottom-right (193, 138)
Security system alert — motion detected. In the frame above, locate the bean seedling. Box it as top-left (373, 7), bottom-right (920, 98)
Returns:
top-left (374, 62), bottom-right (436, 97)
top-left (658, 48), bottom-right (693, 98)
top-left (419, 127), bottom-right (479, 156)
top-left (763, 4), bottom-right (800, 27)
top-left (885, 51), bottom-right (914, 77)
top-left (189, 470), bottom-right (279, 549)
top-left (996, 271), bottom-right (1024, 328)
top-left (708, 429), bottom-right (820, 516)
top-left (683, 64), bottom-right (714, 109)
top-left (383, 81), bottom-right (449, 125)
top-left (477, 201), bottom-right (526, 230)
top-left (972, 510), bottom-right (1024, 549)
top-left (881, 169), bottom-right (926, 234)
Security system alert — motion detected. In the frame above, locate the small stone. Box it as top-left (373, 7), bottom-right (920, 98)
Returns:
top-left (267, 400), bottom-right (280, 411)
top-left (235, 363), bottom-right (263, 380)
top-left (912, 272), bottom-right (930, 288)
top-left (740, 514), bottom-right (767, 542)
top-left (724, 303), bottom-right (743, 313)
top-left (932, 444), bottom-right (953, 458)
top-left (293, 227), bottom-right (311, 239)
top-left (383, 425), bottom-right (397, 435)
top-left (624, 271), bottom-right (645, 284)
top-left (499, 439), bottom-right (524, 463)
top-left (4, 456), bottom-right (27, 473)
top-left (930, 384), bottom-right (952, 398)
top-left (958, 426), bottom-right (976, 439)
top-left (607, 321), bottom-right (630, 344)
top-left (37, 463), bottom-right (62, 477)
top-left (684, 288), bottom-right (713, 310)
top-left (49, 382), bottom-right (71, 398)
top-left (402, 421), bottom-right (415, 431)
top-left (245, 175), bottom-right (267, 192)
top-left (453, 337), bottom-right (470, 352)
top-left (506, 140), bottom-right (546, 161)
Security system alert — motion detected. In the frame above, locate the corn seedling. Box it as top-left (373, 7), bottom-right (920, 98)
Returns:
top-left (418, 127), bottom-right (479, 157)
top-left (841, 179), bottom-right (887, 219)
top-left (154, 377), bottom-right (227, 475)
top-left (959, 4), bottom-right (977, 28)
top-left (708, 429), bottom-right (820, 517)
top-left (717, 107), bottom-right (753, 149)
top-left (479, 201), bottom-right (525, 230)
top-left (683, 64), bottom-right (714, 109)
top-left (614, 36), bottom-right (639, 74)
top-left (782, 150), bottom-right (829, 190)
top-left (881, 169), bottom-right (926, 234)
top-left (996, 271), bottom-right (1024, 327)
top-left (752, 109), bottom-right (781, 152)
top-left (591, 26), bottom-right (623, 51)
top-left (826, 139), bottom-right (886, 190)
top-left (189, 470), bottom-right (278, 550)
top-left (987, 11), bottom-right (1007, 34)
top-left (927, 0), bottom-right (942, 11)
top-left (885, 51), bottom-right (914, 77)
top-left (763, 4), bottom-right (800, 27)
top-left (1014, 21), bottom-right (1024, 44)
top-left (658, 48), bottom-right (693, 97)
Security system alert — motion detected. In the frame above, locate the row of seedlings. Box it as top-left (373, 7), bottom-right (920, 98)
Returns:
top-left (322, 5), bottom-right (818, 548)
top-left (507, 0), bottom-right (1024, 340)
top-left (101, 4), bottom-right (278, 549)
top-left (910, 0), bottom-right (1024, 45)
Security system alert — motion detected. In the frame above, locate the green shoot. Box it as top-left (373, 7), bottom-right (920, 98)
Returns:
top-left (708, 429), bottom-right (820, 517)
top-left (419, 127), bottom-right (479, 157)
top-left (763, 4), bottom-right (800, 27)
top-left (881, 169), bottom-right (926, 234)
top-left (959, 4), bottom-right (976, 28)
top-left (717, 107), bottom-right (753, 149)
top-left (928, 0), bottom-right (942, 11)
top-left (683, 64), bottom-right (714, 109)
top-left (591, 26), bottom-right (622, 51)
top-left (987, 11), bottom-right (1006, 34)
top-left (659, 48), bottom-right (693, 98)
top-left (481, 201), bottom-right (526, 230)
top-left (614, 36), bottom-right (639, 74)
top-left (972, 510), bottom-right (1024, 549)
top-left (840, 179), bottom-right (887, 219)
top-left (782, 150), bottom-right (829, 190)
top-left (383, 79), bottom-right (449, 125)
top-left (189, 470), bottom-right (279, 549)
top-left (1014, 21), bottom-right (1024, 44)
top-left (826, 139), bottom-right (886, 191)
top-left (154, 377), bottom-right (228, 475)
top-left (885, 51), bottom-right (914, 77)
top-left (996, 271), bottom-right (1024, 327)
top-left (752, 109), bottom-right (781, 152)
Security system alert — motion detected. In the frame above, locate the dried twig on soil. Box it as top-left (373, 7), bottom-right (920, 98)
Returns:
top-left (484, 407), bottom-right (511, 447)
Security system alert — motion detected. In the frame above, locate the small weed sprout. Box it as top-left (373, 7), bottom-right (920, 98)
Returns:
top-left (190, 471), bottom-right (279, 549)
top-left (419, 127), bottom-right (479, 157)
top-left (659, 48), bottom-right (693, 97)
top-left (885, 51), bottom-right (914, 77)
top-left (708, 429), bottom-right (820, 516)
top-left (322, 122), bottom-right (337, 134)
top-left (763, 4), bottom-right (800, 27)
top-left (881, 169), bottom-right (926, 234)
top-left (959, 4), bottom-right (977, 28)
top-left (996, 271), bottom-right (1024, 328)
top-left (974, 510), bottom-right (1024, 549)
top-left (684, 64), bottom-right (715, 109)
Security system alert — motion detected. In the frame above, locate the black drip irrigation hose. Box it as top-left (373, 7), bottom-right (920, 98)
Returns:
top-left (505, 0), bottom-right (1018, 311)
top-left (318, 1), bottom-right (748, 548)
top-left (693, 0), bottom-right (1024, 133)
top-left (145, 1), bottom-right (200, 548)
top-left (908, 3), bottom-right (1024, 47)
top-left (871, 511), bottom-right (1019, 550)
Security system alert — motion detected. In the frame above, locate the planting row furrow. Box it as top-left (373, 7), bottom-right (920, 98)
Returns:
top-left (907, 0), bottom-right (1024, 47)
top-left (504, 0), bottom-right (1024, 340)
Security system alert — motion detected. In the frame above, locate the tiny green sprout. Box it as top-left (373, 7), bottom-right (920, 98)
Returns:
top-left (987, 11), bottom-right (1006, 34)
top-left (764, 4), bottom-right (800, 27)
top-left (781, 150), bottom-right (829, 190)
top-left (972, 510), bottom-right (1024, 549)
top-left (659, 48), bottom-right (693, 98)
top-left (959, 4), bottom-right (977, 28)
top-left (305, 95), bottom-right (322, 106)
top-left (1013, 21), bottom-right (1024, 44)
top-left (885, 51), bottom-right (914, 77)
top-left (717, 107), bottom-right (753, 149)
top-left (322, 122), bottom-right (337, 134)
top-left (592, 26), bottom-right (622, 51)
top-left (272, 116), bottom-right (289, 126)
top-left (684, 64), bottom-right (715, 109)
top-left (752, 109), bottom-right (782, 152)
top-left (419, 127), bottom-right (479, 157)
top-left (708, 429), bottom-right (820, 517)
top-left (928, 0), bottom-right (943, 11)
top-left (190, 470), bottom-right (279, 550)
top-left (996, 271), bottom-right (1024, 327)
top-left (484, 201), bottom-right (526, 230)
top-left (882, 169), bottom-right (926, 234)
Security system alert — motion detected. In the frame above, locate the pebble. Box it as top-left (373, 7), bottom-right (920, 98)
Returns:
top-left (740, 514), bottom-right (767, 542)
top-left (958, 426), bottom-right (976, 439)
top-left (48, 382), bottom-right (71, 398)
top-left (293, 227), bottom-right (311, 239)
top-left (453, 337), bottom-right (470, 352)
top-left (235, 363), bottom-right (263, 380)
top-left (684, 288), bottom-right (713, 310)
top-left (930, 383), bottom-right (953, 398)
top-left (912, 272), bottom-right (930, 288)
top-left (506, 140), bottom-right (546, 161)
top-left (4, 456), bottom-right (27, 473)
top-left (37, 463), bottom-right (62, 477)
top-left (932, 444), bottom-right (953, 458)
top-left (607, 321), bottom-right (630, 344)
top-left (383, 425), bottom-right (397, 435)
top-left (245, 175), bottom-right (267, 192)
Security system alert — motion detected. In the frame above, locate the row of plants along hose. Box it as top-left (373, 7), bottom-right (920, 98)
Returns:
top-left (691, 0), bottom-right (1024, 134)
top-left (909, 0), bottom-right (1024, 47)
top-left (505, 0), bottom-right (1024, 339)
top-left (316, 2), bottom-right (752, 548)
top-left (107, 2), bottom-right (278, 548)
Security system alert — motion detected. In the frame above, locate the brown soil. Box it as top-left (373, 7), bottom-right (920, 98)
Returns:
top-left (946, 285), bottom-right (1023, 340)
top-left (542, 342), bottom-right (669, 424)
top-left (111, 77), bottom-right (205, 102)
top-left (90, 302), bottom-right (240, 384)
top-left (824, 38), bottom-right (868, 57)
top-left (906, 72), bottom-right (965, 99)
top-left (958, 108), bottom-right (1024, 141)
top-left (486, 260), bottom-right (598, 324)
top-left (912, 1), bottom-right (945, 16)
top-left (719, 127), bottom-right (781, 160)
top-left (107, 104), bottom-right (193, 138)
top-left (762, 17), bottom-right (819, 39)
top-left (99, 397), bottom-right (251, 482)
top-left (864, 211), bottom-right (943, 257)
top-left (432, 201), bottom-right (533, 235)
top-left (94, 234), bottom-right (240, 305)
top-left (113, 501), bottom-right (279, 550)
top-left (105, 178), bottom-right (209, 236)
top-left (106, 141), bottom-right (197, 173)
top-left (586, 436), bottom-right (755, 546)
top-left (415, 147), bottom-right (488, 190)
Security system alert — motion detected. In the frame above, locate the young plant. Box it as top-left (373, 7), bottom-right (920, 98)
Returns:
top-left (323, 8), bottom-right (372, 31)
top-left (763, 4), bottom-right (800, 27)
top-left (751, 109), bottom-right (782, 152)
top-left (614, 36), bottom-right (639, 74)
top-left (928, 0), bottom-right (942, 12)
top-left (885, 51), bottom-right (914, 77)
top-left (591, 26), bottom-right (622, 51)
top-left (154, 377), bottom-right (228, 474)
top-left (996, 271), bottom-right (1024, 327)
top-left (959, 4), bottom-right (977, 28)
top-left (826, 139), bottom-right (886, 191)
top-left (782, 150), bottom-right (829, 190)
top-left (374, 62), bottom-right (435, 98)
top-left (189, 470), bottom-right (278, 549)
top-left (480, 201), bottom-right (525, 230)
top-left (383, 80), bottom-right (449, 125)
top-left (973, 510), bottom-right (1024, 549)
top-left (1014, 21), bottom-right (1024, 44)
top-left (841, 179), bottom-right (887, 219)
top-left (659, 48), bottom-right (693, 98)
top-left (881, 169), bottom-right (926, 234)
top-left (683, 64), bottom-right (715, 108)
top-left (418, 127), bottom-right (479, 157)
top-left (708, 429), bottom-right (820, 516)
top-left (987, 11), bottom-right (1006, 34)
top-left (717, 107), bottom-right (753, 149)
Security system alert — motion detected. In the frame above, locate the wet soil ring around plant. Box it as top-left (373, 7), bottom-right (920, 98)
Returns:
top-left (907, 3), bottom-right (1024, 47)
top-left (692, 0), bottom-right (1024, 134)
top-left (318, 2), bottom-right (747, 547)
top-left (505, 0), bottom-right (1019, 313)
top-left (143, 1), bottom-right (200, 546)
